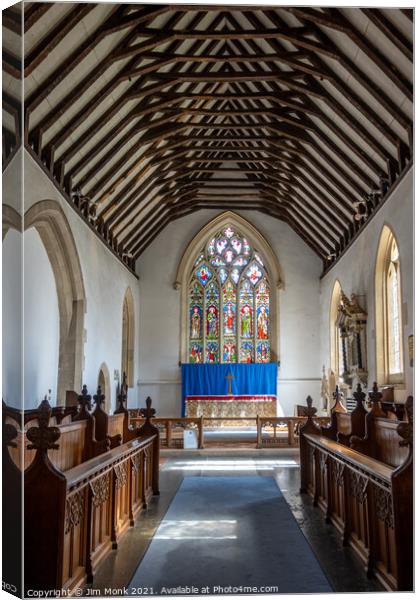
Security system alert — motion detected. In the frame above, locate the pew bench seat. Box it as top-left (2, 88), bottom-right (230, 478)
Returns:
top-left (301, 429), bottom-right (412, 592)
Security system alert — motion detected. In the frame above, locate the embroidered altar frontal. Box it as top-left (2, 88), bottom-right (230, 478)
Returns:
top-left (186, 395), bottom-right (277, 420)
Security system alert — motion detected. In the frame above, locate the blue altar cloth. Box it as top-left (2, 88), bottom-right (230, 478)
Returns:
top-left (181, 363), bottom-right (278, 416)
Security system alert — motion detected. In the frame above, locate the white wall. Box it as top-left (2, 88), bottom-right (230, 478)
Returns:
top-left (319, 168), bottom-right (413, 402)
top-left (2, 229), bottom-right (22, 408)
top-left (3, 150), bottom-right (412, 415)
top-left (23, 228), bottom-right (60, 407)
top-left (136, 209), bottom-right (324, 416)
top-left (3, 150), bottom-right (142, 410)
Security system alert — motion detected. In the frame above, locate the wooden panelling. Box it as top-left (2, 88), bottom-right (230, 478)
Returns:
top-left (1, 399), bottom-right (161, 595)
top-left (108, 413), bottom-right (124, 438)
top-left (300, 410), bottom-right (413, 592)
top-left (3, 397), bottom-right (161, 595)
top-left (351, 417), bottom-right (409, 468)
top-left (7, 419), bottom-right (88, 471)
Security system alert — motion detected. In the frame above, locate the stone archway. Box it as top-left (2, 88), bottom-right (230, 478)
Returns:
top-left (24, 200), bottom-right (86, 404)
top-left (2, 204), bottom-right (22, 239)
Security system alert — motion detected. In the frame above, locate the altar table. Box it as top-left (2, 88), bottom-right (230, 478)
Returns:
top-left (185, 395), bottom-right (277, 420)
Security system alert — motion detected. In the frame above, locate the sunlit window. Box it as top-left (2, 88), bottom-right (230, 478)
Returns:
top-left (386, 240), bottom-right (403, 376)
top-left (121, 288), bottom-right (135, 386)
top-left (188, 225), bottom-right (271, 364)
top-left (375, 227), bottom-right (404, 385)
top-left (330, 281), bottom-right (343, 379)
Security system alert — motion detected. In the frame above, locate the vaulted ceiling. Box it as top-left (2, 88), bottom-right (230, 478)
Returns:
top-left (3, 3), bottom-right (413, 273)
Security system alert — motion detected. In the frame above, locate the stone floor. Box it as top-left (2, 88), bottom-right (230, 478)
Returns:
top-left (91, 451), bottom-right (381, 595)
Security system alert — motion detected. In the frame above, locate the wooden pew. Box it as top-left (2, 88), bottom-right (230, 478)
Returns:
top-left (336, 385), bottom-right (368, 445)
top-left (114, 381), bottom-right (146, 443)
top-left (4, 385), bottom-right (124, 471)
top-left (299, 393), bottom-right (413, 591)
top-left (3, 400), bottom-right (77, 425)
top-left (350, 384), bottom-right (409, 468)
top-left (5, 411), bottom-right (90, 472)
top-left (91, 385), bottom-right (123, 449)
top-left (320, 384), bottom-right (367, 446)
top-left (1, 397), bottom-right (161, 595)
top-left (2, 404), bottom-right (22, 595)
top-left (320, 386), bottom-right (347, 440)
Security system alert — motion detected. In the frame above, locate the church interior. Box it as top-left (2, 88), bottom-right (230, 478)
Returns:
top-left (2, 2), bottom-right (414, 597)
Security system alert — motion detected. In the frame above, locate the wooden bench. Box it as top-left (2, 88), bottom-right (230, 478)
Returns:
top-left (256, 414), bottom-right (331, 448)
top-left (3, 397), bottom-right (160, 595)
top-left (349, 385), bottom-right (410, 468)
top-left (131, 417), bottom-right (204, 449)
top-left (91, 385), bottom-right (123, 448)
top-left (5, 387), bottom-right (118, 471)
top-left (299, 393), bottom-right (413, 591)
top-left (321, 384), bottom-right (367, 446)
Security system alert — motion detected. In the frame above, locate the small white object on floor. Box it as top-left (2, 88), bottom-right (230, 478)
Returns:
top-left (183, 429), bottom-right (198, 448)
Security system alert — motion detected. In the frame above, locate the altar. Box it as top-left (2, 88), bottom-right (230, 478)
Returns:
top-left (185, 395), bottom-right (277, 419)
top-left (181, 362), bottom-right (278, 419)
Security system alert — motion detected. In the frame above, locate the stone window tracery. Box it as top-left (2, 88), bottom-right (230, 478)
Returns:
top-left (188, 225), bottom-right (271, 364)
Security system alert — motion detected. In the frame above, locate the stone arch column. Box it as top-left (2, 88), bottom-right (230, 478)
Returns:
top-left (174, 211), bottom-right (284, 364)
top-left (24, 200), bottom-right (86, 404)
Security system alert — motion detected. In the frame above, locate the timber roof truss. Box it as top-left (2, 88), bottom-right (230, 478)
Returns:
top-left (2, 3), bottom-right (413, 273)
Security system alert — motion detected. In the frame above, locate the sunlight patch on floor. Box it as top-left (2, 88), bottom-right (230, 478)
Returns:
top-left (154, 519), bottom-right (238, 540)
top-left (166, 458), bottom-right (299, 471)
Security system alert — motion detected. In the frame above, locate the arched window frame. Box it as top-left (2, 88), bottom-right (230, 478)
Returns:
top-left (375, 226), bottom-right (405, 386)
top-left (121, 287), bottom-right (135, 387)
top-left (330, 280), bottom-right (344, 380)
top-left (175, 212), bottom-right (283, 364)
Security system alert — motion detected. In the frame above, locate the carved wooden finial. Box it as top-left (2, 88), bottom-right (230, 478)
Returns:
top-left (93, 385), bottom-right (105, 408)
top-left (27, 398), bottom-right (60, 452)
top-left (140, 396), bottom-right (156, 421)
top-left (397, 396), bottom-right (413, 448)
top-left (368, 381), bottom-right (385, 417)
top-left (370, 382), bottom-right (382, 403)
top-left (330, 385), bottom-right (346, 413)
top-left (353, 383), bottom-right (366, 408)
top-left (303, 395), bottom-right (317, 419)
top-left (78, 384), bottom-right (92, 410)
top-left (115, 381), bottom-right (127, 414)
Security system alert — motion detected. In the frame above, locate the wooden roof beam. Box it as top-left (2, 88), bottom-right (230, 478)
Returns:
top-left (270, 9), bottom-right (411, 129)
top-left (25, 4), bottom-right (123, 115)
top-left (236, 13), bottom-right (404, 151)
top-left (361, 9), bottom-right (413, 60)
top-left (3, 7), bottom-right (21, 34)
top-left (116, 25), bottom-right (333, 55)
top-left (24, 3), bottom-right (52, 32)
top-left (30, 9), bottom-right (196, 145)
top-left (285, 7), bottom-right (412, 100)
top-left (24, 4), bottom-right (96, 76)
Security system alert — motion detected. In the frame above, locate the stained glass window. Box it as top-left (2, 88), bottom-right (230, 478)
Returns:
top-left (188, 226), bottom-right (271, 363)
